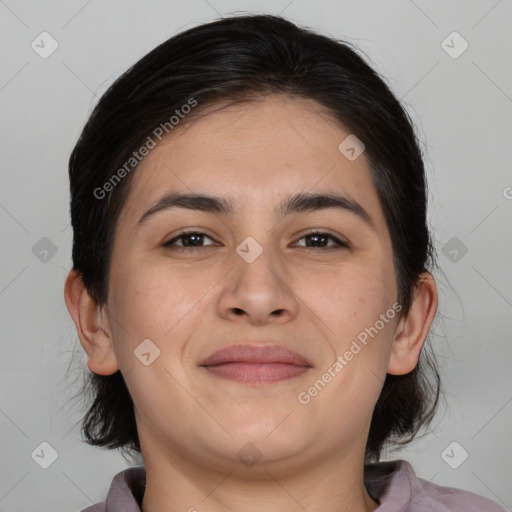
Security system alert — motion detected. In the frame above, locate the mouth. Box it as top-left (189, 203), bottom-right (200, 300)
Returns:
top-left (199, 344), bottom-right (313, 384)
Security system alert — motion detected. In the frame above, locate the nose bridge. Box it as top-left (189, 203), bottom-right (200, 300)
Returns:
top-left (233, 233), bottom-right (285, 294)
top-left (216, 231), bottom-right (298, 323)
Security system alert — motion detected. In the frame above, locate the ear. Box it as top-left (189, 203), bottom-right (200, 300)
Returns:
top-left (64, 269), bottom-right (119, 375)
top-left (387, 271), bottom-right (438, 375)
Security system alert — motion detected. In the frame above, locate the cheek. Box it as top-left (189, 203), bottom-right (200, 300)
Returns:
top-left (107, 257), bottom-right (204, 359)
top-left (309, 262), bottom-right (391, 325)
top-left (307, 262), bottom-right (396, 366)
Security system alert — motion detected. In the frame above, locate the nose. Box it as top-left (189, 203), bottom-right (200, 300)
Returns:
top-left (216, 242), bottom-right (299, 326)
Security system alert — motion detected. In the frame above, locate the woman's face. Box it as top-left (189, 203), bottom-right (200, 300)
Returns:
top-left (104, 95), bottom-right (401, 473)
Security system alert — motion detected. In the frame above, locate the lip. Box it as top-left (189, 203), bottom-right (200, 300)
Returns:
top-left (199, 344), bottom-right (312, 383)
top-left (199, 344), bottom-right (312, 366)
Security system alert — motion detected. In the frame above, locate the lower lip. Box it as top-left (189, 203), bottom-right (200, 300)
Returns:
top-left (202, 362), bottom-right (311, 383)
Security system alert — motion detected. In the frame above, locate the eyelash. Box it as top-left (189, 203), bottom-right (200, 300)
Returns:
top-left (162, 229), bottom-right (349, 251)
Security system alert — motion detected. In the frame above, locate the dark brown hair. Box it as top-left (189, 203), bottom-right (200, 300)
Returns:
top-left (68, 13), bottom-right (440, 462)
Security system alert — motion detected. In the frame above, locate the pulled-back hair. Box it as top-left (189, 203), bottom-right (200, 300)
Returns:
top-left (68, 13), bottom-right (440, 462)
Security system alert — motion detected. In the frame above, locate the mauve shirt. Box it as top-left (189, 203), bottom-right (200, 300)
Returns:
top-left (80, 459), bottom-right (510, 511)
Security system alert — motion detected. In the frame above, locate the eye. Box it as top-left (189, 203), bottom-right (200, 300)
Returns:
top-left (293, 231), bottom-right (349, 249)
top-left (162, 230), bottom-right (349, 251)
top-left (163, 230), bottom-right (217, 249)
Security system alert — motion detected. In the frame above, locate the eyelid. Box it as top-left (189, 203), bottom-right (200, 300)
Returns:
top-left (163, 228), bottom-right (350, 250)
top-left (292, 231), bottom-right (349, 250)
top-left (163, 229), bottom-right (217, 247)
top-left (295, 228), bottom-right (350, 247)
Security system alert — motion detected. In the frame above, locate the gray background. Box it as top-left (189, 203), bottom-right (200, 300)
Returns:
top-left (1, 1), bottom-right (511, 511)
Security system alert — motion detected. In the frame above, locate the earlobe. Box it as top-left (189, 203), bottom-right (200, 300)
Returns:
top-left (64, 270), bottom-right (119, 375)
top-left (387, 272), bottom-right (438, 375)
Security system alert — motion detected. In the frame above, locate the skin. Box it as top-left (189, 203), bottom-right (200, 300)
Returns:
top-left (65, 94), bottom-right (438, 512)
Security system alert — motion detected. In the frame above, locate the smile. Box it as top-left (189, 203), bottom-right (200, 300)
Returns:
top-left (201, 362), bottom-right (311, 383)
top-left (198, 343), bottom-right (313, 383)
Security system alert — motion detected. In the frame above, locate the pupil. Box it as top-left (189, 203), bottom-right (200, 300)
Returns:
top-left (308, 234), bottom-right (326, 247)
top-left (184, 233), bottom-right (202, 246)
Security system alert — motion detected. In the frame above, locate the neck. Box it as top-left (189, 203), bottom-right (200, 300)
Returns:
top-left (140, 438), bottom-right (379, 512)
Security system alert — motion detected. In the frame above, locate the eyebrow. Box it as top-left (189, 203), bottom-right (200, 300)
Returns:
top-left (137, 191), bottom-right (375, 230)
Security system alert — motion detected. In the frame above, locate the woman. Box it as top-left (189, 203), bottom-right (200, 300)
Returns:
top-left (64, 13), bottom-right (508, 512)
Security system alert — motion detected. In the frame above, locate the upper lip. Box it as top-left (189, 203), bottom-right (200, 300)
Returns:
top-left (199, 344), bottom-right (312, 367)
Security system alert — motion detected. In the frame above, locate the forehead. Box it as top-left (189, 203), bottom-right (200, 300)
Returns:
top-left (118, 95), bottom-right (388, 233)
